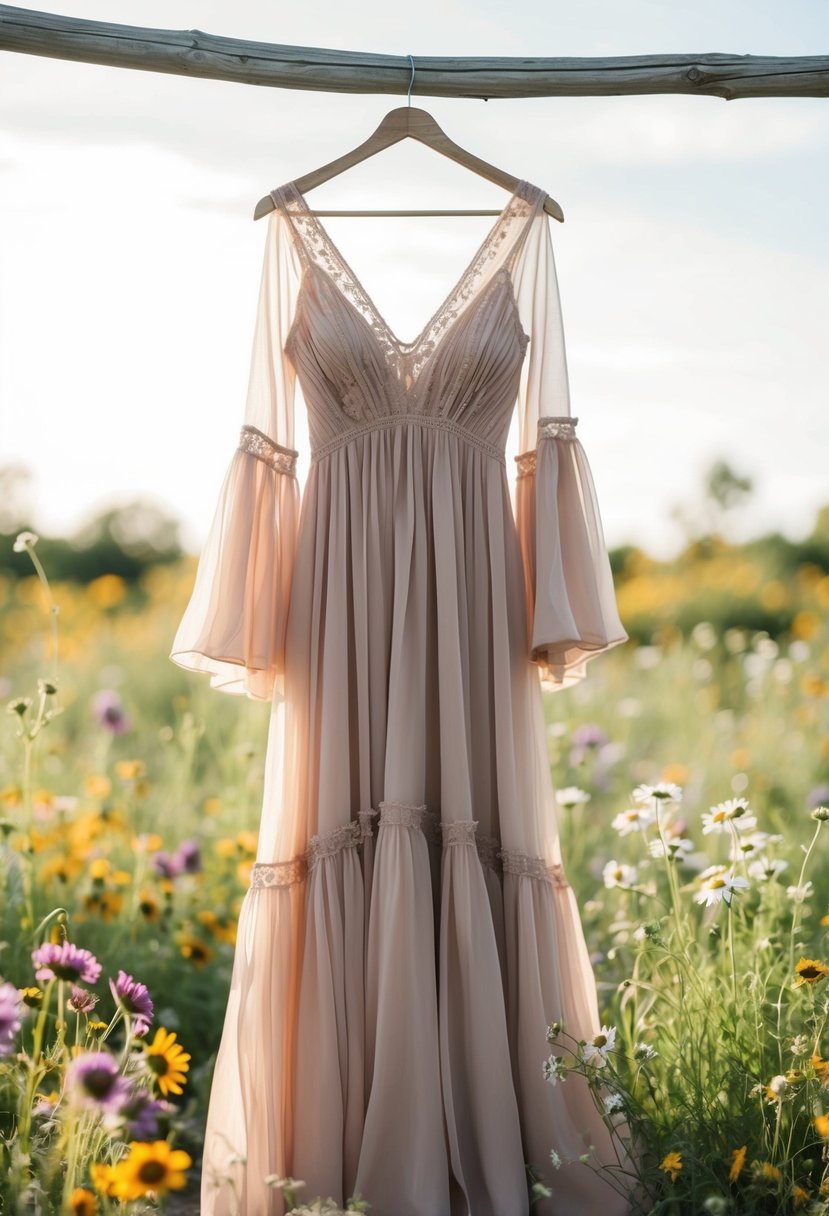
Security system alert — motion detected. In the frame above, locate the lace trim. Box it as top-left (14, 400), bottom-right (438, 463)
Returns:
top-left (238, 424), bottom-right (299, 476)
top-left (441, 820), bottom-right (479, 846)
top-left (514, 417), bottom-right (579, 479)
top-left (249, 807), bottom-right (570, 890)
top-left (250, 858), bottom-right (306, 889)
top-left (272, 179), bottom-right (543, 386)
top-left (310, 413), bottom-right (507, 467)
top-left (499, 848), bottom-right (570, 889)
top-left (539, 416), bottom-right (579, 441)
top-left (358, 808), bottom-right (378, 839)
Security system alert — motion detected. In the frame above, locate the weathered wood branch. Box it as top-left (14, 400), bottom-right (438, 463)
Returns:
top-left (1, 6), bottom-right (827, 99)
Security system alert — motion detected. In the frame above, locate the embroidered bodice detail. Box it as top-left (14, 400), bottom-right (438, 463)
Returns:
top-left (273, 178), bottom-right (539, 385)
top-left (514, 416), bottom-right (579, 479)
top-left (248, 804), bottom-right (570, 892)
top-left (238, 424), bottom-right (299, 476)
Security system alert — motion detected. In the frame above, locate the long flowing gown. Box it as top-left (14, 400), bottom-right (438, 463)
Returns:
top-left (169, 177), bottom-right (633, 1216)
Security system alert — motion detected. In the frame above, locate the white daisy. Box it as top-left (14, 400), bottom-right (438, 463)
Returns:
top-left (747, 856), bottom-right (789, 882)
top-left (603, 1092), bottom-right (625, 1113)
top-left (728, 830), bottom-right (770, 859)
top-left (542, 1054), bottom-right (568, 1085)
top-left (633, 1042), bottom-right (658, 1061)
top-left (555, 786), bottom-right (591, 810)
top-left (582, 1025), bottom-right (617, 1067)
top-left (611, 804), bottom-right (657, 835)
top-left (693, 865), bottom-right (751, 907)
top-left (786, 881), bottom-right (814, 903)
top-left (701, 797), bottom-right (757, 835)
top-left (632, 782), bottom-right (683, 805)
top-left (602, 859), bottom-right (638, 889)
top-left (648, 836), bottom-right (694, 859)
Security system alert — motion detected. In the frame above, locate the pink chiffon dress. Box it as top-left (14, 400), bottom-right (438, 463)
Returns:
top-left (169, 177), bottom-right (632, 1216)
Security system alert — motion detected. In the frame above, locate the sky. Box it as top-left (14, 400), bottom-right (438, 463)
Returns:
top-left (1, 0), bottom-right (827, 559)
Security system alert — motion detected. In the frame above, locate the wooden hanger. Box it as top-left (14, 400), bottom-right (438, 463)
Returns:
top-left (253, 104), bottom-right (564, 223)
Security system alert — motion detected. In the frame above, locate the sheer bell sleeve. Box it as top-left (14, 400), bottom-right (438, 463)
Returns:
top-left (511, 208), bottom-right (628, 689)
top-left (169, 209), bottom-right (302, 702)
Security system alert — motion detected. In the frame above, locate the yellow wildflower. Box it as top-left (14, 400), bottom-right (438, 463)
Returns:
top-left (659, 1151), bottom-right (682, 1182)
top-left (69, 1187), bottom-right (97, 1215)
top-left (115, 760), bottom-right (146, 782)
top-left (236, 830), bottom-right (258, 854)
top-left (178, 935), bottom-right (215, 967)
top-left (132, 833), bottom-right (164, 853)
top-left (792, 1184), bottom-right (810, 1208)
top-left (109, 1140), bottom-right (192, 1199)
top-left (794, 958), bottom-right (829, 987)
top-left (813, 1113), bottom-right (829, 1139)
top-left (811, 1053), bottom-right (829, 1084)
top-left (144, 1028), bottom-right (191, 1097)
top-left (758, 1161), bottom-right (781, 1182)
top-left (83, 775), bottom-right (112, 799)
top-left (728, 1145), bottom-right (746, 1182)
top-left (89, 1162), bottom-right (119, 1197)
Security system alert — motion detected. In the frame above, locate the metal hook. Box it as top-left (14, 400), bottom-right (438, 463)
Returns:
top-left (407, 54), bottom-right (415, 106)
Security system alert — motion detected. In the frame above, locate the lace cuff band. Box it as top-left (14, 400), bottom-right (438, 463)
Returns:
top-left (514, 416), bottom-right (578, 478)
top-left (539, 415), bottom-right (578, 441)
top-left (239, 424), bottom-right (299, 476)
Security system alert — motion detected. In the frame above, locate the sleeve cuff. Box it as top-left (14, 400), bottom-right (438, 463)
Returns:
top-left (169, 426), bottom-right (300, 701)
top-left (515, 416), bottom-right (628, 689)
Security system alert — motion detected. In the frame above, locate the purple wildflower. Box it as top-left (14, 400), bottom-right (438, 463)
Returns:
top-left (92, 689), bottom-right (130, 735)
top-left (151, 849), bottom-right (182, 878)
top-left (808, 785), bottom-right (829, 810)
top-left (570, 724), bottom-right (611, 768)
top-left (571, 723), bottom-right (609, 749)
top-left (109, 1087), bottom-right (167, 1140)
top-left (174, 839), bottom-right (202, 875)
top-left (32, 941), bottom-right (102, 986)
top-left (66, 1051), bottom-right (131, 1111)
top-left (0, 981), bottom-right (25, 1056)
top-left (68, 985), bottom-right (99, 1014)
top-left (109, 969), bottom-right (154, 1037)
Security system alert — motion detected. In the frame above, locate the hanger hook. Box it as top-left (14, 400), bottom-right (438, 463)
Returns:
top-left (407, 54), bottom-right (415, 107)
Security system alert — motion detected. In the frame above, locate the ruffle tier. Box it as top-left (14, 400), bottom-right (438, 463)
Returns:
top-left (201, 800), bottom-right (634, 1216)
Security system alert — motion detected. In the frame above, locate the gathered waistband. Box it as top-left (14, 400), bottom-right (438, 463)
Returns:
top-left (310, 413), bottom-right (507, 467)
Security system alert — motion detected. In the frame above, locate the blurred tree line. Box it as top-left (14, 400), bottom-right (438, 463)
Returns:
top-left (0, 464), bottom-right (184, 583)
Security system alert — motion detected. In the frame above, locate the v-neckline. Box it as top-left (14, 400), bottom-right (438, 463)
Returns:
top-left (278, 178), bottom-right (537, 356)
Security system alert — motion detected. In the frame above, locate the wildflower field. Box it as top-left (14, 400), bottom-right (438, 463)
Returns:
top-left (1, 528), bottom-right (828, 1215)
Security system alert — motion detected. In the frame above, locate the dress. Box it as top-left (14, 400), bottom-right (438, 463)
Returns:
top-left (169, 178), bottom-right (632, 1216)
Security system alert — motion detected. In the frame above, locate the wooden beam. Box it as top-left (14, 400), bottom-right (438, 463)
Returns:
top-left (1, 6), bottom-right (827, 100)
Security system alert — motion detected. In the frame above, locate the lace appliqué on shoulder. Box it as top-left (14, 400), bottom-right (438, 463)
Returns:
top-left (238, 424), bottom-right (299, 476)
top-left (248, 805), bottom-right (570, 892)
top-left (514, 416), bottom-right (579, 478)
